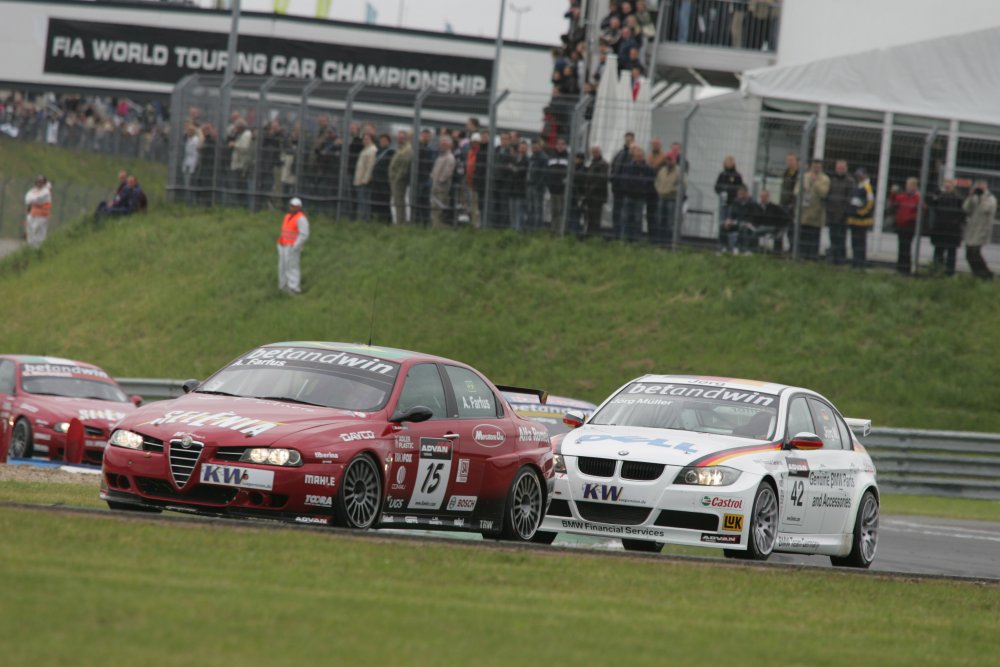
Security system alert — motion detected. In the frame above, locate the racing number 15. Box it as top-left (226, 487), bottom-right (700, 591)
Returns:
top-left (790, 480), bottom-right (805, 507)
top-left (421, 462), bottom-right (444, 494)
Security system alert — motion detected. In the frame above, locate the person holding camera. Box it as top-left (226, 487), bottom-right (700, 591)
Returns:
top-left (963, 180), bottom-right (996, 280)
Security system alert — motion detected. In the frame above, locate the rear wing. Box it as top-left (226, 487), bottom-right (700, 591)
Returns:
top-left (496, 385), bottom-right (548, 405)
top-left (844, 418), bottom-right (871, 438)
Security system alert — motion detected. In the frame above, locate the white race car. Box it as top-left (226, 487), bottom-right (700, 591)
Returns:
top-left (542, 375), bottom-right (879, 567)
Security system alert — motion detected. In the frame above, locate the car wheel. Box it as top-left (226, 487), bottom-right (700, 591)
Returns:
top-left (830, 490), bottom-right (879, 568)
top-left (530, 531), bottom-right (557, 545)
top-left (106, 501), bottom-right (162, 514)
top-left (622, 539), bottom-right (663, 553)
top-left (725, 482), bottom-right (778, 560)
top-left (9, 418), bottom-right (33, 459)
top-left (333, 455), bottom-right (382, 529)
top-left (500, 467), bottom-right (544, 542)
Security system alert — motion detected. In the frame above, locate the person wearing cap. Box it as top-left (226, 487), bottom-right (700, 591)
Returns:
top-left (847, 167), bottom-right (875, 269)
top-left (24, 175), bottom-right (52, 249)
top-left (276, 197), bottom-right (310, 295)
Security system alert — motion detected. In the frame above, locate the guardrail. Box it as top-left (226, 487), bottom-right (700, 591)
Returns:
top-left (116, 377), bottom-right (1000, 500)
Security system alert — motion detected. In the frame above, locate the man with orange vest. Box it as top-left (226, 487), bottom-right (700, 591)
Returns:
top-left (24, 175), bottom-right (52, 249)
top-left (277, 197), bottom-right (310, 295)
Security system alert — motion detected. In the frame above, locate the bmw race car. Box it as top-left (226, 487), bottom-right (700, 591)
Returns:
top-left (503, 391), bottom-right (597, 438)
top-left (542, 375), bottom-right (880, 567)
top-left (0, 355), bottom-right (140, 465)
top-left (101, 342), bottom-right (553, 541)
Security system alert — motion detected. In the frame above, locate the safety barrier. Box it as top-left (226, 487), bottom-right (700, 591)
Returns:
top-left (116, 377), bottom-right (1000, 500)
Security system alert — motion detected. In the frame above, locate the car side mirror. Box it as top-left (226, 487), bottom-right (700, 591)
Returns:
top-left (130, 395), bottom-right (143, 407)
top-left (563, 410), bottom-right (585, 429)
top-left (390, 405), bottom-right (433, 424)
top-left (181, 379), bottom-right (200, 394)
top-left (788, 432), bottom-right (824, 450)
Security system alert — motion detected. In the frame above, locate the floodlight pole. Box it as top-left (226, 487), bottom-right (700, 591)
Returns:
top-left (336, 81), bottom-right (366, 220)
top-left (913, 127), bottom-right (939, 275)
top-left (482, 1), bottom-right (506, 229)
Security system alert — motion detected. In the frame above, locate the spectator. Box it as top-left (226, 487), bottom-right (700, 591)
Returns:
top-left (721, 185), bottom-right (761, 254)
top-left (653, 152), bottom-right (683, 245)
top-left (796, 159), bottom-right (830, 260)
top-left (279, 122), bottom-right (299, 196)
top-left (779, 152), bottom-right (799, 215)
top-left (847, 168), bottom-right (875, 269)
top-left (889, 177), bottom-right (922, 274)
top-left (473, 131), bottom-right (492, 226)
top-left (635, 1), bottom-right (656, 40)
top-left (617, 26), bottom-right (639, 70)
top-left (312, 127), bottom-right (342, 207)
top-left (526, 139), bottom-right (549, 229)
top-left (228, 119), bottom-right (254, 205)
top-left (601, 16), bottom-right (623, 51)
top-left (584, 145), bottom-right (610, 238)
top-left (415, 128), bottom-right (435, 225)
top-left (371, 133), bottom-right (395, 223)
top-left (929, 179), bottom-right (965, 276)
top-left (353, 132), bottom-right (377, 221)
top-left (389, 130), bottom-right (412, 225)
top-left (647, 138), bottom-right (667, 172)
top-left (181, 121), bottom-right (202, 191)
top-left (962, 180), bottom-right (996, 280)
top-left (258, 118), bottom-right (284, 205)
top-left (430, 136), bottom-right (456, 228)
top-left (755, 189), bottom-right (790, 252)
top-left (465, 133), bottom-right (482, 228)
top-left (24, 175), bottom-right (52, 249)
top-left (826, 160), bottom-right (854, 263)
top-left (276, 197), bottom-right (309, 296)
top-left (196, 123), bottom-right (217, 204)
top-left (126, 175), bottom-right (148, 214)
top-left (545, 137), bottom-right (571, 230)
top-left (731, 0), bottom-right (749, 49)
top-left (674, 0), bottom-right (693, 42)
top-left (621, 146), bottom-right (655, 242)
top-left (492, 132), bottom-right (515, 228)
top-left (508, 141), bottom-right (529, 230)
top-left (714, 156), bottom-right (744, 222)
top-left (346, 122), bottom-right (363, 215)
top-left (568, 152), bottom-right (587, 235)
top-left (611, 132), bottom-right (636, 237)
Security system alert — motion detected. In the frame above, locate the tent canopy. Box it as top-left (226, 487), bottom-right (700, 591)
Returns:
top-left (741, 25), bottom-right (1000, 126)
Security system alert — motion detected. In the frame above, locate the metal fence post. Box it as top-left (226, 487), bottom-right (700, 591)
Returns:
top-left (250, 77), bottom-right (277, 213)
top-left (913, 127), bottom-right (939, 275)
top-left (410, 87), bottom-right (433, 225)
top-left (672, 104), bottom-right (699, 250)
top-left (293, 80), bottom-right (321, 201)
top-left (211, 76), bottom-right (236, 207)
top-left (561, 95), bottom-right (590, 237)
top-left (167, 74), bottom-right (197, 203)
top-left (482, 89), bottom-right (510, 230)
top-left (792, 114), bottom-right (818, 261)
top-left (336, 81), bottom-right (365, 220)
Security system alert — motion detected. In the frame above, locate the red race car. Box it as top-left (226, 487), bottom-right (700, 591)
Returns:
top-left (101, 342), bottom-right (553, 541)
top-left (0, 355), bottom-right (140, 465)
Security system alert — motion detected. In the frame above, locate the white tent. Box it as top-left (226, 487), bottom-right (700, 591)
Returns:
top-left (590, 54), bottom-right (653, 159)
top-left (741, 25), bottom-right (1000, 125)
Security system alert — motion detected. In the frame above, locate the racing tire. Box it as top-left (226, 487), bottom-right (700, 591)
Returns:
top-left (499, 467), bottom-right (545, 542)
top-left (724, 481), bottom-right (778, 561)
top-left (106, 501), bottom-right (162, 514)
top-left (830, 490), bottom-right (879, 569)
top-left (530, 531), bottom-right (558, 545)
top-left (333, 454), bottom-right (382, 529)
top-left (622, 539), bottom-right (663, 553)
top-left (9, 418), bottom-right (33, 459)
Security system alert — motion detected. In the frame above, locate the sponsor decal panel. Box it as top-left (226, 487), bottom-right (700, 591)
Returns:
top-left (386, 497), bottom-right (405, 509)
top-left (700, 533), bottom-right (740, 544)
top-left (701, 496), bottom-right (743, 509)
top-left (391, 466), bottom-right (407, 491)
top-left (787, 458), bottom-right (810, 478)
top-left (576, 434), bottom-right (698, 455)
top-left (811, 493), bottom-right (851, 509)
top-left (395, 452), bottom-right (413, 463)
top-left (472, 424), bottom-right (505, 448)
top-left (558, 519), bottom-right (667, 538)
top-left (777, 535), bottom-right (820, 549)
top-left (446, 495), bottom-right (477, 512)
top-left (79, 409), bottom-right (127, 421)
top-left (304, 474), bottom-right (335, 487)
top-left (22, 363), bottom-right (110, 379)
top-left (455, 458), bottom-right (470, 483)
top-left (304, 494), bottom-right (333, 508)
top-left (722, 514), bottom-right (744, 532)
top-left (625, 382), bottom-right (777, 407)
top-left (199, 464), bottom-right (274, 490)
top-left (517, 425), bottom-right (548, 443)
top-left (315, 451), bottom-right (339, 461)
top-left (407, 438), bottom-right (453, 510)
top-left (340, 430), bottom-right (375, 442)
top-left (232, 347), bottom-right (399, 377)
top-left (808, 471), bottom-right (856, 488)
top-left (394, 435), bottom-right (414, 450)
top-left (294, 516), bottom-right (330, 525)
top-left (478, 520), bottom-right (494, 530)
top-left (151, 410), bottom-right (278, 437)
top-left (581, 483), bottom-right (629, 503)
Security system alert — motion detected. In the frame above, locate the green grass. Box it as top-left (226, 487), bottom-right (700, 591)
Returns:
top-left (881, 494), bottom-right (1000, 522)
top-left (2, 205), bottom-right (1000, 430)
top-left (0, 507), bottom-right (996, 666)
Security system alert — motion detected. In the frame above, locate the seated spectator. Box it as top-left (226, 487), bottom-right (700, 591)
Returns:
top-left (94, 169), bottom-right (128, 215)
top-left (601, 16), bottom-right (623, 50)
top-left (754, 190), bottom-right (790, 253)
top-left (96, 174), bottom-right (145, 217)
top-left (720, 185), bottom-right (761, 254)
top-left (635, 0), bottom-right (656, 40)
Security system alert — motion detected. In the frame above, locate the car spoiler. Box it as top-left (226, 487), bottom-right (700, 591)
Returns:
top-left (845, 418), bottom-right (871, 438)
top-left (497, 385), bottom-right (548, 405)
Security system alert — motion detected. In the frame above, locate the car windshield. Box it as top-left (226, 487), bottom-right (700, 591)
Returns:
top-left (22, 376), bottom-right (128, 402)
top-left (197, 345), bottom-right (401, 412)
top-left (589, 382), bottom-right (779, 440)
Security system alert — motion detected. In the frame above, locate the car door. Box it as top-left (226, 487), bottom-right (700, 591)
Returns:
top-left (807, 399), bottom-right (858, 535)
top-left (0, 360), bottom-right (15, 457)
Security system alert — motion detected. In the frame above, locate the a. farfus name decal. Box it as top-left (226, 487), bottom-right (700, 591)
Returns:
top-left (150, 410), bottom-right (278, 437)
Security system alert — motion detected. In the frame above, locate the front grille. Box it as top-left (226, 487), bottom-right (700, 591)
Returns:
top-left (168, 439), bottom-right (204, 488)
top-left (135, 477), bottom-right (237, 505)
top-left (547, 499), bottom-right (572, 517)
top-left (142, 435), bottom-right (164, 453)
top-left (84, 425), bottom-right (104, 437)
top-left (576, 501), bottom-right (651, 526)
top-left (654, 510), bottom-right (719, 531)
top-left (621, 461), bottom-right (665, 481)
top-left (577, 457), bottom-right (617, 477)
top-left (213, 446), bottom-right (248, 462)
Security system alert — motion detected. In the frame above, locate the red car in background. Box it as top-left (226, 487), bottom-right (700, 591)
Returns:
top-left (0, 355), bottom-right (140, 465)
top-left (101, 342), bottom-right (553, 541)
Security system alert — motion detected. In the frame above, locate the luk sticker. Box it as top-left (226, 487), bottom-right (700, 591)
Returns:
top-left (722, 514), bottom-right (744, 532)
top-left (407, 438), bottom-right (453, 510)
top-left (472, 424), bottom-right (505, 448)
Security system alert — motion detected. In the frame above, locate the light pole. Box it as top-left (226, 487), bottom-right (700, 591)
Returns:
top-left (509, 3), bottom-right (531, 41)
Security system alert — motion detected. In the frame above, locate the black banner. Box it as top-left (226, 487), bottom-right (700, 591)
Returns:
top-left (44, 18), bottom-right (492, 100)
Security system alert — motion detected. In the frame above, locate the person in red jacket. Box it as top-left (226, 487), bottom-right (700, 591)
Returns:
top-left (889, 177), bottom-right (922, 275)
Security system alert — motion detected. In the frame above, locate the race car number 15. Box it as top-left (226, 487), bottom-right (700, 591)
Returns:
top-left (407, 438), bottom-right (453, 511)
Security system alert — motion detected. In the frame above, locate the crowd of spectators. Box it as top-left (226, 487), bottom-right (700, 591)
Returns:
top-left (663, 0), bottom-right (782, 51)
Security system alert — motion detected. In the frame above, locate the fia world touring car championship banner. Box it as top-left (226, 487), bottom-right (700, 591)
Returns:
top-left (44, 18), bottom-right (492, 101)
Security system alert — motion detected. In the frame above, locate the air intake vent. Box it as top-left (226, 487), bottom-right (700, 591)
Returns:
top-left (577, 457), bottom-right (617, 477)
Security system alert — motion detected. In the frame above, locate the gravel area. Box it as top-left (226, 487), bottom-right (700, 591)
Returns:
top-left (0, 464), bottom-right (101, 485)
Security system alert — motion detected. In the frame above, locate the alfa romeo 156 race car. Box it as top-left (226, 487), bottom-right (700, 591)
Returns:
top-left (0, 355), bottom-right (140, 465)
top-left (101, 342), bottom-right (553, 541)
top-left (542, 375), bottom-right (880, 567)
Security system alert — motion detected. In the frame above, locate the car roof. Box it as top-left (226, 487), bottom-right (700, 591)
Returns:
top-left (633, 374), bottom-right (790, 394)
top-left (2, 354), bottom-right (106, 370)
top-left (263, 341), bottom-right (453, 364)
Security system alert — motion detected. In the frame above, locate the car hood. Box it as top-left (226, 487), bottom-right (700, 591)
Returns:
top-left (17, 395), bottom-right (134, 424)
top-left (121, 393), bottom-right (379, 445)
top-left (560, 424), bottom-right (779, 468)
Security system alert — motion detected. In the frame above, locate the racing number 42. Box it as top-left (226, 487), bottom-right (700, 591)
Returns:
top-left (421, 462), bottom-right (445, 494)
top-left (790, 480), bottom-right (805, 507)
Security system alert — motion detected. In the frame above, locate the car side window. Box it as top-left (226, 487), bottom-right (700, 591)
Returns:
top-left (786, 397), bottom-right (815, 440)
top-left (395, 364), bottom-right (447, 420)
top-left (444, 365), bottom-right (498, 419)
top-left (836, 415), bottom-right (853, 450)
top-left (808, 399), bottom-right (843, 450)
top-left (0, 361), bottom-right (14, 395)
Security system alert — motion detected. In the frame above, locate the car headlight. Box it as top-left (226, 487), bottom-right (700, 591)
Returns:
top-left (553, 453), bottom-right (566, 474)
top-left (109, 429), bottom-right (144, 450)
top-left (240, 448), bottom-right (302, 467)
top-left (674, 466), bottom-right (742, 486)
top-left (54, 422), bottom-right (71, 433)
